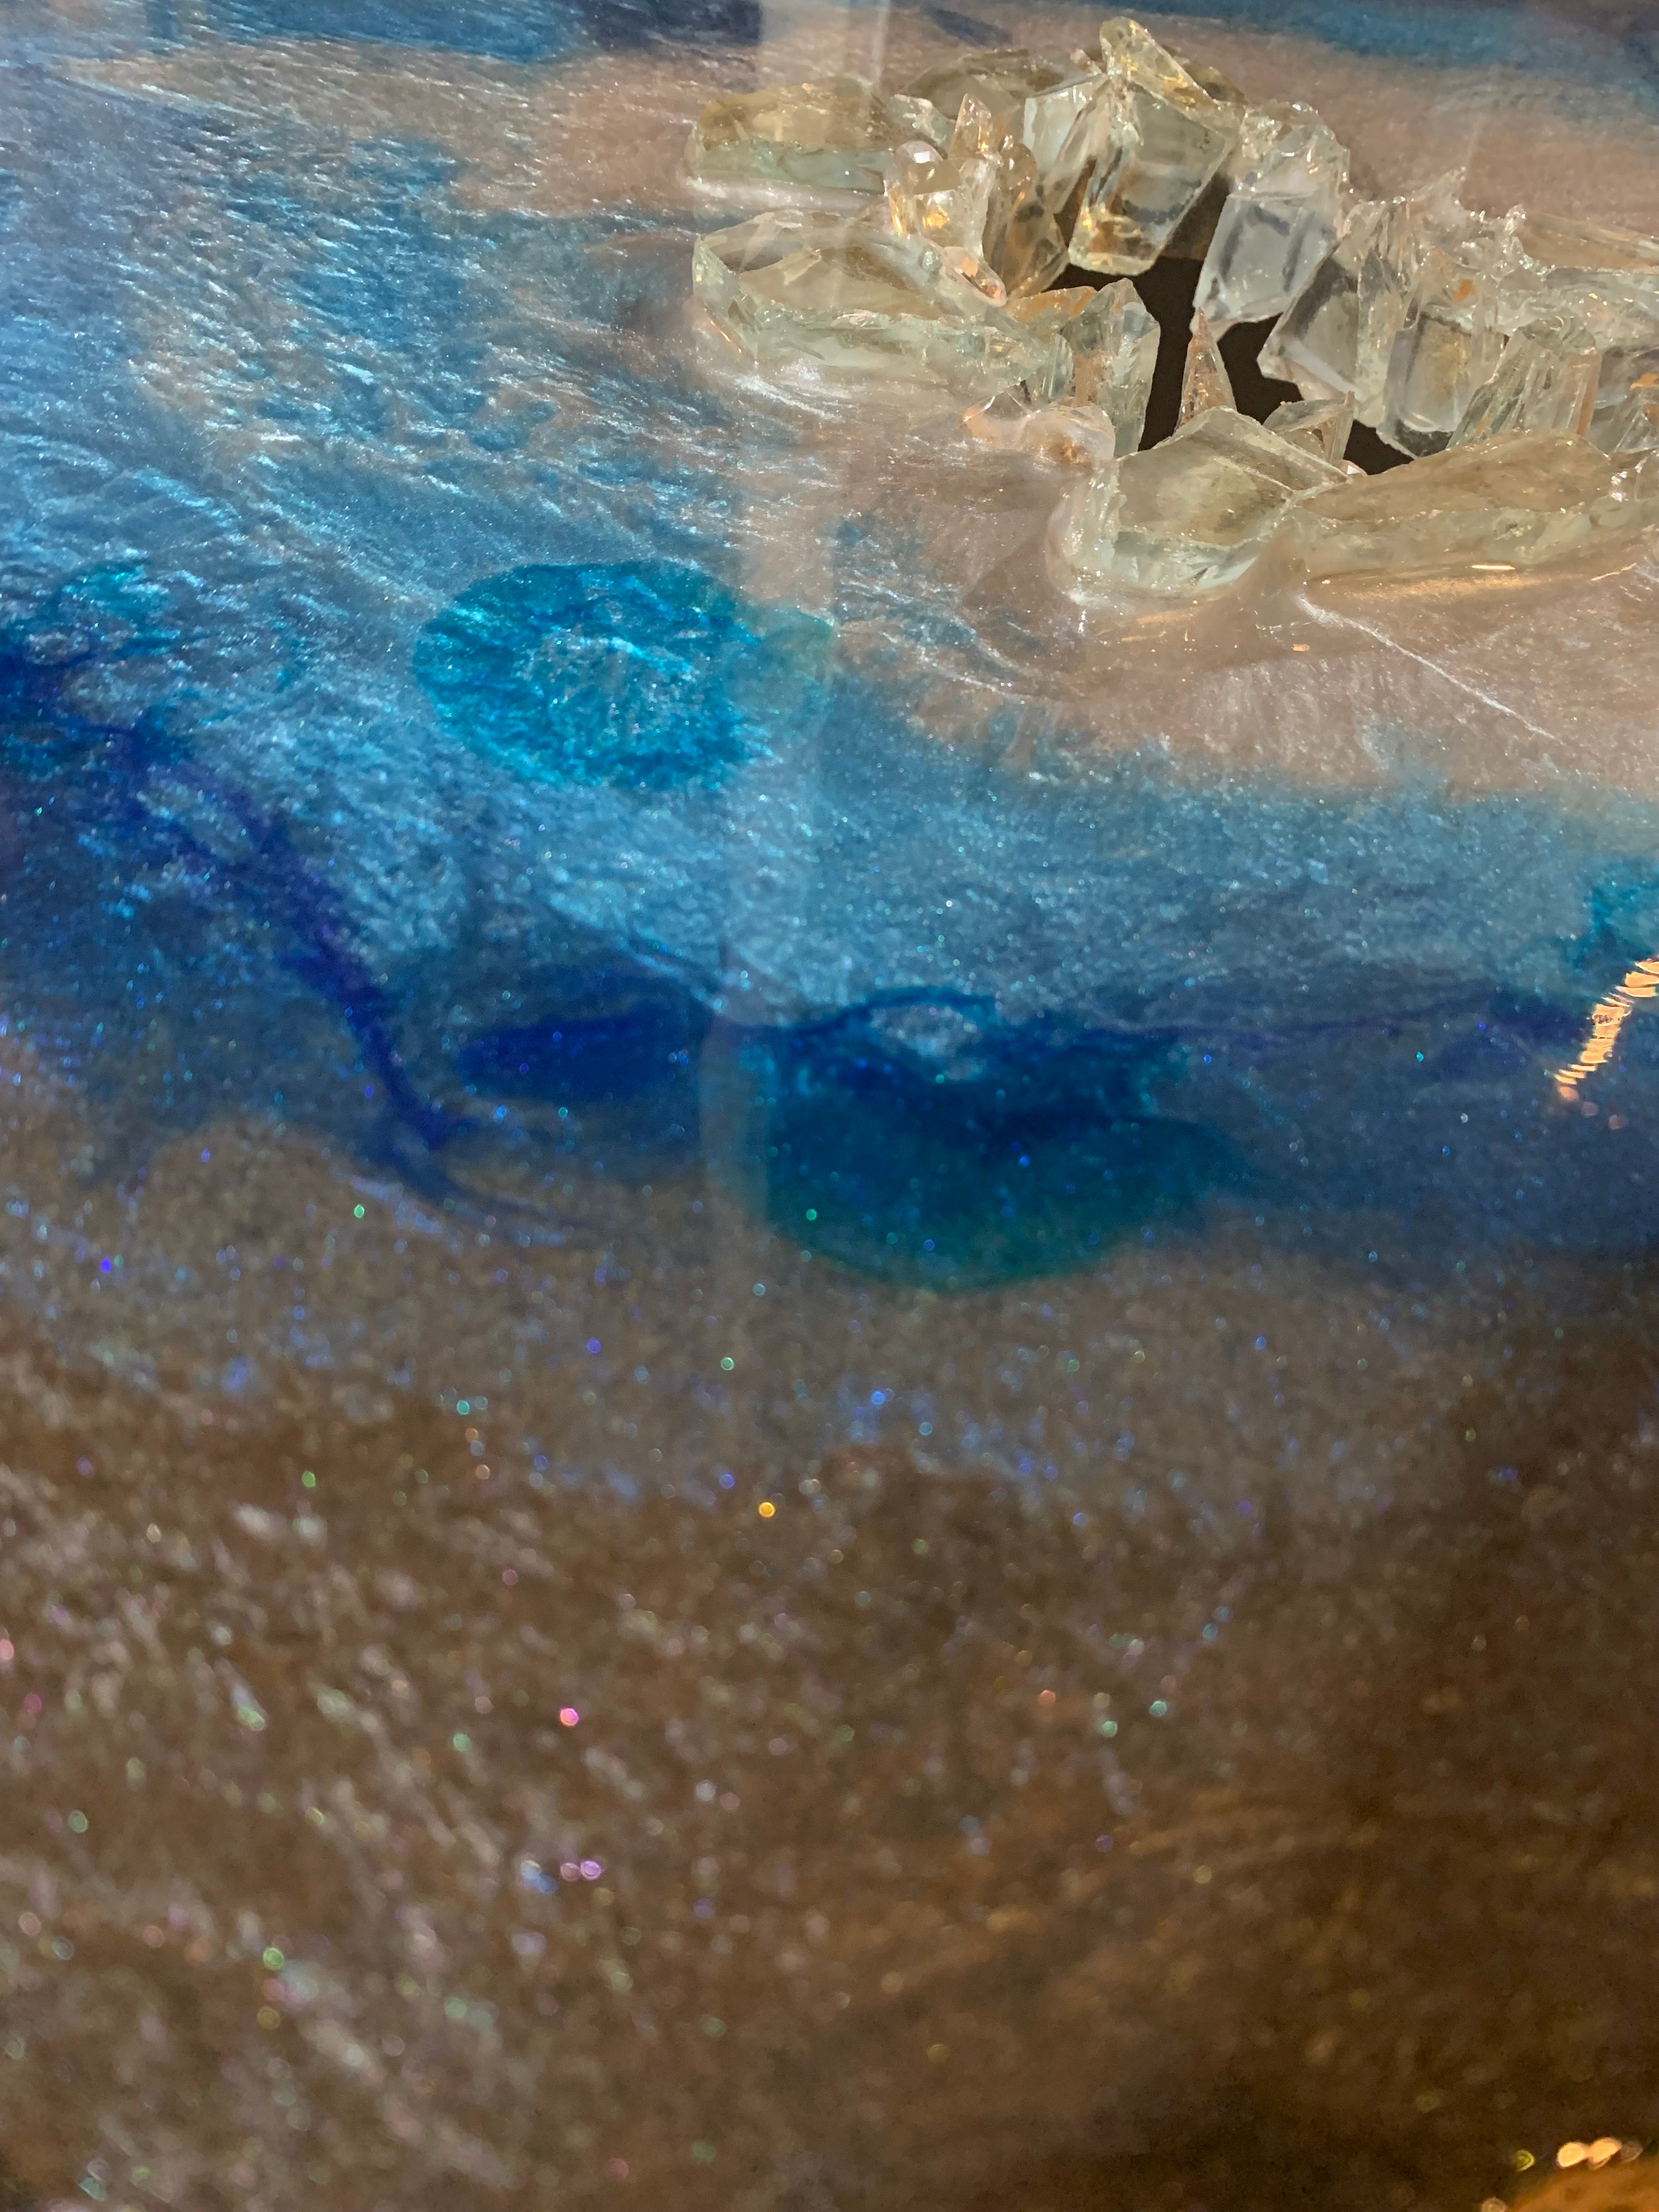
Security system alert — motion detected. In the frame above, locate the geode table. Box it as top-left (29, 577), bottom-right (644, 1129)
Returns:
top-left (0, 2), bottom-right (1656, 2208)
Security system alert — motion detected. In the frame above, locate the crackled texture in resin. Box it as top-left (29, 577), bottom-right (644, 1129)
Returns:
top-left (8, 10), bottom-right (1659, 2211)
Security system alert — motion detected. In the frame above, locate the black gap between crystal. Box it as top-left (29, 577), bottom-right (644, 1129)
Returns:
top-left (1109, 256), bottom-right (1408, 475)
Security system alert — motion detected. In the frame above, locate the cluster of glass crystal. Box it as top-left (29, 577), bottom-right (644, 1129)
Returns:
top-left (687, 18), bottom-right (1659, 603)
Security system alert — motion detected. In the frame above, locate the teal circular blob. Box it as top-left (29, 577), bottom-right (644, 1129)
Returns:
top-left (415, 560), bottom-right (831, 791)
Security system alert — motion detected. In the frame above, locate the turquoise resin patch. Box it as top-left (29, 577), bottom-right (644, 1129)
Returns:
top-left (415, 561), bottom-right (832, 791)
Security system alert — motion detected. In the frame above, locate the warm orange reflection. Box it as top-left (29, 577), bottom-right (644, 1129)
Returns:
top-left (1554, 953), bottom-right (1659, 1102)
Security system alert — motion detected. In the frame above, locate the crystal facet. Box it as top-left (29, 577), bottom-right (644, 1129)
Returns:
top-left (963, 389), bottom-right (1118, 465)
top-left (951, 94), bottom-right (1069, 298)
top-left (1261, 175), bottom-right (1469, 422)
top-left (1178, 311), bottom-right (1234, 424)
top-left (884, 141), bottom-right (999, 262)
top-left (1275, 429), bottom-right (1644, 580)
top-left (1263, 393), bottom-right (1355, 461)
top-left (1193, 105), bottom-right (1348, 331)
top-left (1012, 279), bottom-right (1160, 453)
top-left (1450, 314), bottom-right (1601, 447)
top-left (1069, 17), bottom-right (1242, 276)
top-left (693, 211), bottom-right (1070, 397)
top-left (685, 77), bottom-right (950, 196)
top-left (1052, 406), bottom-right (1345, 601)
top-left (903, 47), bottom-right (1115, 209)
top-left (902, 48), bottom-right (1070, 129)
top-left (1379, 239), bottom-right (1509, 456)
top-left (1591, 346), bottom-right (1659, 454)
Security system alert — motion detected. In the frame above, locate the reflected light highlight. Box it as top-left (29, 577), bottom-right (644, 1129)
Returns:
top-left (1554, 953), bottom-right (1659, 1102)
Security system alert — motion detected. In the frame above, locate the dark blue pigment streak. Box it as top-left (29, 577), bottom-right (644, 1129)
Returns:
top-left (0, 546), bottom-right (1652, 1283)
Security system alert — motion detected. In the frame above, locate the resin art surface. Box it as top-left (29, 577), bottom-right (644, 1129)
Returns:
top-left (1, 0), bottom-right (1658, 2206)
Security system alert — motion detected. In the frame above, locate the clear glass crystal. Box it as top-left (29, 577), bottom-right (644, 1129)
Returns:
top-left (1263, 393), bottom-right (1354, 462)
top-left (1379, 238), bottom-right (1510, 456)
top-left (1052, 406), bottom-right (1345, 601)
top-left (1492, 211), bottom-right (1659, 349)
top-left (1276, 429), bottom-right (1644, 580)
top-left (1069, 17), bottom-right (1243, 276)
top-left (951, 95), bottom-right (1069, 298)
top-left (1160, 79), bottom-right (1271, 259)
top-left (1590, 346), bottom-right (1659, 454)
top-left (884, 142), bottom-right (999, 261)
top-left (1260, 173), bottom-right (1470, 421)
top-left (1451, 314), bottom-right (1601, 448)
top-left (963, 390), bottom-right (1118, 465)
top-left (903, 47), bottom-right (1115, 208)
top-left (686, 77), bottom-right (950, 196)
top-left (1011, 280), bottom-right (1159, 453)
top-left (901, 48), bottom-right (1071, 129)
top-left (692, 211), bottom-right (1070, 398)
top-left (1178, 312), bottom-right (1234, 424)
top-left (1257, 200), bottom-right (1383, 399)
top-left (1193, 106), bottom-right (1349, 331)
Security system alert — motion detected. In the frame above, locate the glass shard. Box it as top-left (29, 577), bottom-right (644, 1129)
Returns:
top-left (1263, 393), bottom-right (1355, 461)
top-left (1494, 210), bottom-right (1659, 342)
top-left (1161, 88), bottom-right (1278, 260)
top-left (884, 142), bottom-right (1000, 262)
top-left (1193, 105), bottom-right (1349, 331)
top-left (1012, 279), bottom-right (1160, 453)
top-left (1260, 172), bottom-right (1470, 422)
top-left (1179, 311), bottom-right (1235, 424)
top-left (1451, 314), bottom-right (1601, 448)
top-left (963, 389), bottom-right (1118, 465)
top-left (904, 47), bottom-right (1115, 210)
top-left (901, 47), bottom-right (1070, 128)
top-left (1591, 345), bottom-right (1659, 455)
top-left (693, 211), bottom-right (1070, 398)
top-left (951, 94), bottom-right (1069, 298)
top-left (1276, 428), bottom-right (1643, 580)
top-left (1069, 16), bottom-right (1242, 276)
top-left (1051, 405), bottom-right (1345, 601)
top-left (1379, 239), bottom-right (1509, 456)
top-left (686, 76), bottom-right (950, 196)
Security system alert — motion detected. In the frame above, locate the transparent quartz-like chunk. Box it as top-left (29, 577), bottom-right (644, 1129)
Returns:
top-left (951, 95), bottom-right (1068, 298)
top-left (1590, 345), bottom-right (1659, 454)
top-left (686, 77), bottom-right (950, 195)
top-left (903, 47), bottom-right (1115, 210)
top-left (1450, 314), bottom-right (1601, 448)
top-left (1274, 428), bottom-right (1649, 580)
top-left (1264, 393), bottom-right (1354, 462)
top-left (884, 141), bottom-right (1000, 260)
top-left (902, 48), bottom-right (1070, 129)
top-left (1011, 279), bottom-right (1159, 453)
top-left (1178, 311), bottom-right (1234, 424)
top-left (1379, 239), bottom-right (1509, 456)
top-left (1069, 16), bottom-right (1242, 276)
top-left (1493, 212), bottom-right (1659, 348)
top-left (692, 211), bottom-right (1070, 398)
top-left (1261, 173), bottom-right (1472, 424)
top-left (1051, 406), bottom-right (1345, 602)
top-left (963, 388), bottom-right (1119, 465)
top-left (1193, 105), bottom-right (1349, 331)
